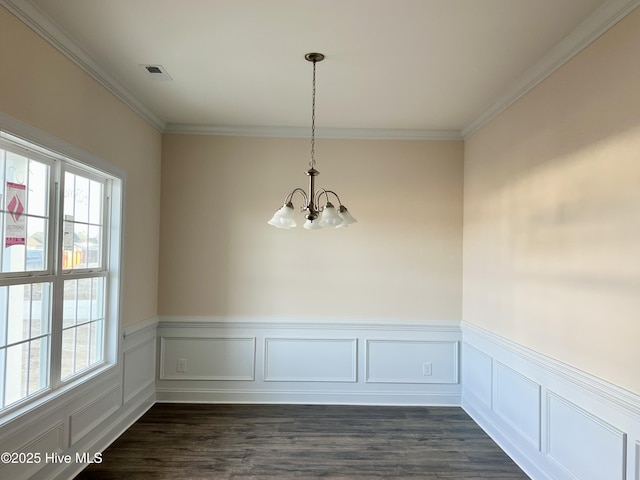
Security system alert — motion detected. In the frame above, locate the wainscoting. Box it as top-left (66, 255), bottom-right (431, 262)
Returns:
top-left (156, 317), bottom-right (461, 406)
top-left (0, 318), bottom-right (157, 480)
top-left (461, 322), bottom-right (640, 480)
top-left (4, 317), bottom-right (639, 479)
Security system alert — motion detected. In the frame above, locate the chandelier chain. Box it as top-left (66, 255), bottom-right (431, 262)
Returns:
top-left (309, 59), bottom-right (316, 169)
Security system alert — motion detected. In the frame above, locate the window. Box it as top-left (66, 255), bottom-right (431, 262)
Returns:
top-left (0, 132), bottom-right (122, 414)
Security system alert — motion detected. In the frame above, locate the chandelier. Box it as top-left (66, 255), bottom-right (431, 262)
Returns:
top-left (268, 53), bottom-right (357, 230)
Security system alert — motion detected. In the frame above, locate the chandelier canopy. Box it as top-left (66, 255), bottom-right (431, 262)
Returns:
top-left (268, 53), bottom-right (357, 230)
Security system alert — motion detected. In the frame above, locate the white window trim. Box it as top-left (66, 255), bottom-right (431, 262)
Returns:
top-left (0, 112), bottom-right (125, 423)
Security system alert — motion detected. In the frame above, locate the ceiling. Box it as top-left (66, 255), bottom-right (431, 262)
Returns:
top-left (5, 0), bottom-right (638, 138)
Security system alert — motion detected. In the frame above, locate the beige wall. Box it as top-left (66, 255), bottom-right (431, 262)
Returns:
top-left (0, 6), bottom-right (162, 327)
top-left (464, 8), bottom-right (640, 393)
top-left (160, 134), bottom-right (463, 320)
top-left (8, 0), bottom-right (635, 397)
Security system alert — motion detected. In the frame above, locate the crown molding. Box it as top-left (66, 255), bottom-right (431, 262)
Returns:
top-left (4, 0), bottom-right (639, 140)
top-left (0, 0), bottom-right (166, 132)
top-left (163, 123), bottom-right (463, 140)
top-left (461, 0), bottom-right (640, 139)
top-left (2, 0), bottom-right (456, 141)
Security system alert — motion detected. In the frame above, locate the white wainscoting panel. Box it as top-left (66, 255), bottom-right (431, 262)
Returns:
top-left (462, 322), bottom-right (640, 480)
top-left (160, 336), bottom-right (256, 381)
top-left (493, 361), bottom-right (541, 450)
top-left (0, 421), bottom-right (64, 480)
top-left (123, 336), bottom-right (157, 403)
top-left (366, 340), bottom-right (458, 384)
top-left (461, 342), bottom-right (492, 409)
top-left (547, 392), bottom-right (626, 480)
top-left (264, 338), bottom-right (357, 382)
top-left (156, 317), bottom-right (462, 405)
top-left (69, 386), bottom-right (121, 445)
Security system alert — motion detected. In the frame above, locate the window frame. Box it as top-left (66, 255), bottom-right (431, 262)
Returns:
top-left (0, 122), bottom-right (125, 420)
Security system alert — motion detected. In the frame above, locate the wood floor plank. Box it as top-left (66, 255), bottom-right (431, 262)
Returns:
top-left (75, 404), bottom-right (529, 479)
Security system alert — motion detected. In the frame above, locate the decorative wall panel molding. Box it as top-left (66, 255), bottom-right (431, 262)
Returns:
top-left (264, 338), bottom-right (357, 382)
top-left (461, 343), bottom-right (492, 409)
top-left (123, 336), bottom-right (157, 403)
top-left (462, 322), bottom-right (640, 480)
top-left (156, 317), bottom-right (462, 405)
top-left (69, 386), bottom-right (120, 445)
top-left (546, 391), bottom-right (626, 480)
top-left (160, 337), bottom-right (256, 381)
top-left (493, 361), bottom-right (541, 450)
top-left (365, 340), bottom-right (458, 384)
top-left (0, 421), bottom-right (64, 480)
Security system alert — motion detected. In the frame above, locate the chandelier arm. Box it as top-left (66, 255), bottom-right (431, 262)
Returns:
top-left (313, 188), bottom-right (328, 208)
top-left (285, 187), bottom-right (309, 207)
top-left (315, 189), bottom-right (342, 206)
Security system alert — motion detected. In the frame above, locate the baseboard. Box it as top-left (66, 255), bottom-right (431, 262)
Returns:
top-left (155, 387), bottom-right (460, 406)
top-left (461, 322), bottom-right (640, 480)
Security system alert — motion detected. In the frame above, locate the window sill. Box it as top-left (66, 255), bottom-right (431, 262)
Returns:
top-left (0, 362), bottom-right (118, 429)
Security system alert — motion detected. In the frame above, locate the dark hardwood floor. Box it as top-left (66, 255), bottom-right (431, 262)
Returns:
top-left (75, 404), bottom-right (529, 479)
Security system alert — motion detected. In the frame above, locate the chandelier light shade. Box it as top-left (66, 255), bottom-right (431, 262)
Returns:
top-left (268, 53), bottom-right (357, 230)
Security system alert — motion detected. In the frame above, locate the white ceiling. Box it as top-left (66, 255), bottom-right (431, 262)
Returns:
top-left (5, 0), bottom-right (639, 138)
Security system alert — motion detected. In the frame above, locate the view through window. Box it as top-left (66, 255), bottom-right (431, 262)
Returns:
top-left (0, 134), bottom-right (121, 413)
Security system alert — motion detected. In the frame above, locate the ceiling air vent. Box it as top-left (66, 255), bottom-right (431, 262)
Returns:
top-left (139, 64), bottom-right (172, 81)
